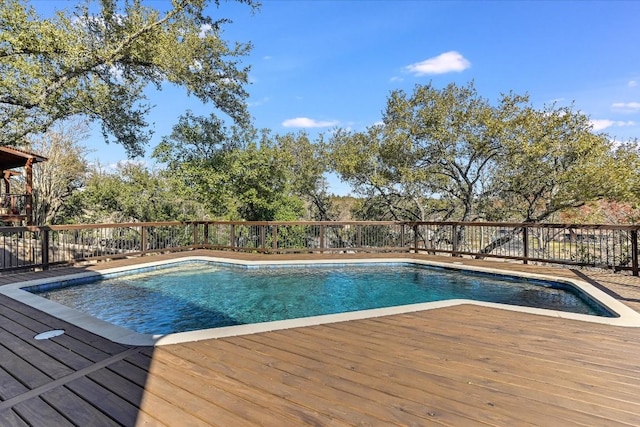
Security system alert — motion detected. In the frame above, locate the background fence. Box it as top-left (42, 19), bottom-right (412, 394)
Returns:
top-left (0, 221), bottom-right (638, 275)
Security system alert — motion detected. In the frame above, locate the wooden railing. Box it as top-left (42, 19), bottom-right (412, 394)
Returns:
top-left (0, 221), bottom-right (638, 275)
top-left (0, 193), bottom-right (29, 224)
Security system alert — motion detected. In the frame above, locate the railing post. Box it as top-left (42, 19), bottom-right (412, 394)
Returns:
top-left (193, 222), bottom-right (198, 249)
top-left (413, 224), bottom-right (419, 253)
top-left (230, 224), bottom-right (236, 250)
top-left (451, 224), bottom-right (459, 256)
top-left (400, 224), bottom-right (405, 250)
top-left (319, 225), bottom-right (325, 252)
top-left (272, 224), bottom-right (278, 252)
top-left (522, 226), bottom-right (529, 265)
top-left (203, 222), bottom-right (209, 248)
top-left (632, 229), bottom-right (639, 276)
top-left (141, 226), bottom-right (147, 254)
top-left (40, 227), bottom-right (49, 270)
top-left (260, 225), bottom-right (266, 250)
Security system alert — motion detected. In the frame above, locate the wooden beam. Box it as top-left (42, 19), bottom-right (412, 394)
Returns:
top-left (25, 158), bottom-right (33, 225)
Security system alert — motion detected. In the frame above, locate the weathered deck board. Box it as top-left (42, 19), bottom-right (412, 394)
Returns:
top-left (0, 367), bottom-right (29, 401)
top-left (65, 376), bottom-right (141, 426)
top-left (0, 315), bottom-right (96, 372)
top-left (0, 407), bottom-right (29, 426)
top-left (0, 296), bottom-right (127, 359)
top-left (39, 386), bottom-right (121, 426)
top-left (0, 250), bottom-right (639, 426)
top-left (0, 328), bottom-right (75, 380)
top-left (12, 397), bottom-right (75, 427)
top-left (0, 343), bottom-right (53, 391)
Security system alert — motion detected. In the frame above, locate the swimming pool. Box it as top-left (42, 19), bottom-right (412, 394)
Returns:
top-left (3, 256), bottom-right (640, 345)
top-left (27, 261), bottom-right (613, 335)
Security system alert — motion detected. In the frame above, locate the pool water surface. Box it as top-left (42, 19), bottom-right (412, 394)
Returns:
top-left (29, 261), bottom-right (612, 335)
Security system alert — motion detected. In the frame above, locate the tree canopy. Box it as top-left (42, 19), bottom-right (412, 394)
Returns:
top-left (153, 113), bottom-right (335, 221)
top-left (28, 120), bottom-right (91, 225)
top-left (330, 82), bottom-right (640, 223)
top-left (0, 0), bottom-right (256, 156)
top-left (20, 79), bottom-right (640, 226)
top-left (487, 100), bottom-right (637, 222)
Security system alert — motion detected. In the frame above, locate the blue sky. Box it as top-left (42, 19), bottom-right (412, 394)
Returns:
top-left (35, 1), bottom-right (640, 194)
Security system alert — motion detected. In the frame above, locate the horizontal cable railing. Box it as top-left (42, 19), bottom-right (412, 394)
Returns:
top-left (0, 221), bottom-right (638, 275)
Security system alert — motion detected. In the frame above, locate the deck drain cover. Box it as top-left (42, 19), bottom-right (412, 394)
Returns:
top-left (34, 329), bottom-right (65, 340)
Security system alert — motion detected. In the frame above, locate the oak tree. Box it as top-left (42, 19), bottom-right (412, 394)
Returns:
top-left (329, 82), bottom-right (639, 225)
top-left (1, 0), bottom-right (255, 156)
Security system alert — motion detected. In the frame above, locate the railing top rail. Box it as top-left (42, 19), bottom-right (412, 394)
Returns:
top-left (191, 220), bottom-right (401, 226)
top-left (0, 220), bottom-right (638, 233)
top-left (0, 225), bottom-right (45, 233)
top-left (47, 221), bottom-right (185, 231)
top-left (403, 221), bottom-right (640, 231)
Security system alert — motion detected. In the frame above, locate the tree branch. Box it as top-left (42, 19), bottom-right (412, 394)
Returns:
top-left (38, 1), bottom-right (190, 105)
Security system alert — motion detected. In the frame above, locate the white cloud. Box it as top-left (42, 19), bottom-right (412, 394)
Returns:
top-left (263, 55), bottom-right (272, 60)
top-left (610, 138), bottom-right (635, 149)
top-left (282, 117), bottom-right (339, 128)
top-left (390, 76), bottom-right (404, 83)
top-left (590, 120), bottom-right (612, 131)
top-left (248, 96), bottom-right (270, 107)
top-left (612, 102), bottom-right (640, 112)
top-left (405, 51), bottom-right (470, 76)
top-left (590, 119), bottom-right (636, 131)
top-left (198, 24), bottom-right (212, 38)
top-left (629, 80), bottom-right (638, 87)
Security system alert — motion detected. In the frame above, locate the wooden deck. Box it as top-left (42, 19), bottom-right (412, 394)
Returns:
top-left (1, 250), bottom-right (640, 426)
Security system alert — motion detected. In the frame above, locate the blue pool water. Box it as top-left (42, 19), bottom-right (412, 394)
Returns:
top-left (29, 262), bottom-right (613, 335)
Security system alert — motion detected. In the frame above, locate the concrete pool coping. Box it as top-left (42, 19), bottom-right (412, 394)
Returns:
top-left (2, 255), bottom-right (640, 346)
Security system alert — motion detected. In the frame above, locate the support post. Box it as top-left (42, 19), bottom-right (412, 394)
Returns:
top-left (522, 226), bottom-right (529, 265)
top-left (40, 227), bottom-right (49, 270)
top-left (272, 225), bottom-right (278, 252)
top-left (141, 226), bottom-right (147, 254)
top-left (632, 229), bottom-right (639, 276)
top-left (452, 225), bottom-right (459, 256)
top-left (230, 225), bottom-right (236, 250)
top-left (2, 171), bottom-right (9, 194)
top-left (193, 223), bottom-right (198, 249)
top-left (25, 158), bottom-right (33, 225)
